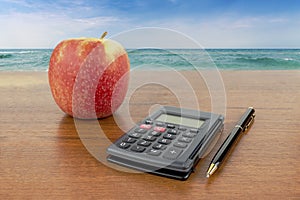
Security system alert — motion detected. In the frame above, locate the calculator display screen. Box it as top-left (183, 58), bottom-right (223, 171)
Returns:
top-left (156, 114), bottom-right (204, 128)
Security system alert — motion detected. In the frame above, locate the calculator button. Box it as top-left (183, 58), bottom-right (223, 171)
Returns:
top-left (149, 131), bottom-right (161, 137)
top-left (128, 132), bottom-right (142, 138)
top-left (163, 147), bottom-right (183, 160)
top-left (178, 137), bottom-right (192, 143)
top-left (154, 126), bottom-right (166, 133)
top-left (163, 133), bottom-right (176, 140)
top-left (167, 129), bottom-right (178, 135)
top-left (158, 138), bottom-right (171, 145)
top-left (182, 132), bottom-right (196, 138)
top-left (122, 137), bottom-right (137, 143)
top-left (152, 143), bottom-right (166, 150)
top-left (134, 128), bottom-right (148, 134)
top-left (139, 124), bottom-right (152, 130)
top-left (190, 128), bottom-right (199, 133)
top-left (118, 142), bottom-right (130, 149)
top-left (147, 149), bottom-right (162, 156)
top-left (173, 142), bottom-right (187, 148)
top-left (166, 124), bottom-right (175, 129)
top-left (137, 140), bottom-right (151, 147)
top-left (144, 119), bottom-right (153, 124)
top-left (178, 127), bottom-right (187, 131)
top-left (130, 145), bottom-right (146, 153)
top-left (155, 122), bottom-right (164, 127)
top-left (142, 135), bottom-right (156, 142)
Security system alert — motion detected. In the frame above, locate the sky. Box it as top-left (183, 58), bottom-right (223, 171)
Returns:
top-left (0, 0), bottom-right (300, 48)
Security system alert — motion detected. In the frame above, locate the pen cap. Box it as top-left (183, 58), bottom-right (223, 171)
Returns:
top-left (238, 107), bottom-right (255, 132)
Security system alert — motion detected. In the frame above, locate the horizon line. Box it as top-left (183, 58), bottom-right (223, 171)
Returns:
top-left (1, 47), bottom-right (300, 50)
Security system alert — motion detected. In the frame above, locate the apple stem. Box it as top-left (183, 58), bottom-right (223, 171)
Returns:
top-left (100, 32), bottom-right (108, 39)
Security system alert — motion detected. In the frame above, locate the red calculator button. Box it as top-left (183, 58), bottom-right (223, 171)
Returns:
top-left (140, 124), bottom-right (152, 130)
top-left (154, 126), bottom-right (166, 132)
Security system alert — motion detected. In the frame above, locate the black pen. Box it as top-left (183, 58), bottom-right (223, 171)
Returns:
top-left (206, 107), bottom-right (256, 178)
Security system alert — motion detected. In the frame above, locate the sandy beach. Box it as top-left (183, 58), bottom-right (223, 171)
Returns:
top-left (0, 70), bottom-right (299, 199)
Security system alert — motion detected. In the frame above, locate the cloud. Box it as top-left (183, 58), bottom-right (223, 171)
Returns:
top-left (111, 27), bottom-right (202, 49)
top-left (138, 14), bottom-right (300, 48)
top-left (0, 0), bottom-right (299, 48)
top-left (1, 0), bottom-right (33, 7)
top-left (0, 11), bottom-right (121, 48)
top-left (167, 0), bottom-right (178, 4)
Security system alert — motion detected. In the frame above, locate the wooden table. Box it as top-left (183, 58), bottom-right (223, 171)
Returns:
top-left (0, 70), bottom-right (299, 199)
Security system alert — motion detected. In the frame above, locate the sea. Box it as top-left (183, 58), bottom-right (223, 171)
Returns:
top-left (0, 48), bottom-right (300, 71)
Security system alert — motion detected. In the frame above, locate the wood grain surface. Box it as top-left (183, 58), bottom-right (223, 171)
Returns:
top-left (0, 70), bottom-right (299, 199)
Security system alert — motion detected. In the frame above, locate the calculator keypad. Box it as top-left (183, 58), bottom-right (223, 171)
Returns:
top-left (116, 121), bottom-right (200, 160)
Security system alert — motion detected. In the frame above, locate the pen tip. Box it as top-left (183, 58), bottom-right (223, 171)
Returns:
top-left (206, 163), bottom-right (218, 178)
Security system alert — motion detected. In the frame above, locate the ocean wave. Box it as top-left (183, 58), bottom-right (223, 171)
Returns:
top-left (18, 50), bottom-right (39, 54)
top-left (0, 51), bottom-right (16, 54)
top-left (1, 49), bottom-right (300, 71)
top-left (235, 56), bottom-right (300, 66)
top-left (0, 54), bottom-right (13, 59)
top-left (0, 50), bottom-right (39, 54)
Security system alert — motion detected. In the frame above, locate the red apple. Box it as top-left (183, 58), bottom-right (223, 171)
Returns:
top-left (48, 32), bottom-right (130, 119)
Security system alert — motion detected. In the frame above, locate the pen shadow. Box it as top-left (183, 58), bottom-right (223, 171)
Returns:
top-left (203, 121), bottom-right (253, 185)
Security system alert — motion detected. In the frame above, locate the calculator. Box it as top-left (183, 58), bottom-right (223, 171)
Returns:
top-left (106, 106), bottom-right (224, 180)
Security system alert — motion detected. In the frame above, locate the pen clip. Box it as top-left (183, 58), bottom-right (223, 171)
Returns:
top-left (243, 114), bottom-right (255, 132)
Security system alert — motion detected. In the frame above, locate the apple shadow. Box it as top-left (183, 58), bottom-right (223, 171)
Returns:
top-left (57, 113), bottom-right (142, 174)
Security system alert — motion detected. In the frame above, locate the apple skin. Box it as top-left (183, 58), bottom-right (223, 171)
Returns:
top-left (48, 36), bottom-right (130, 119)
